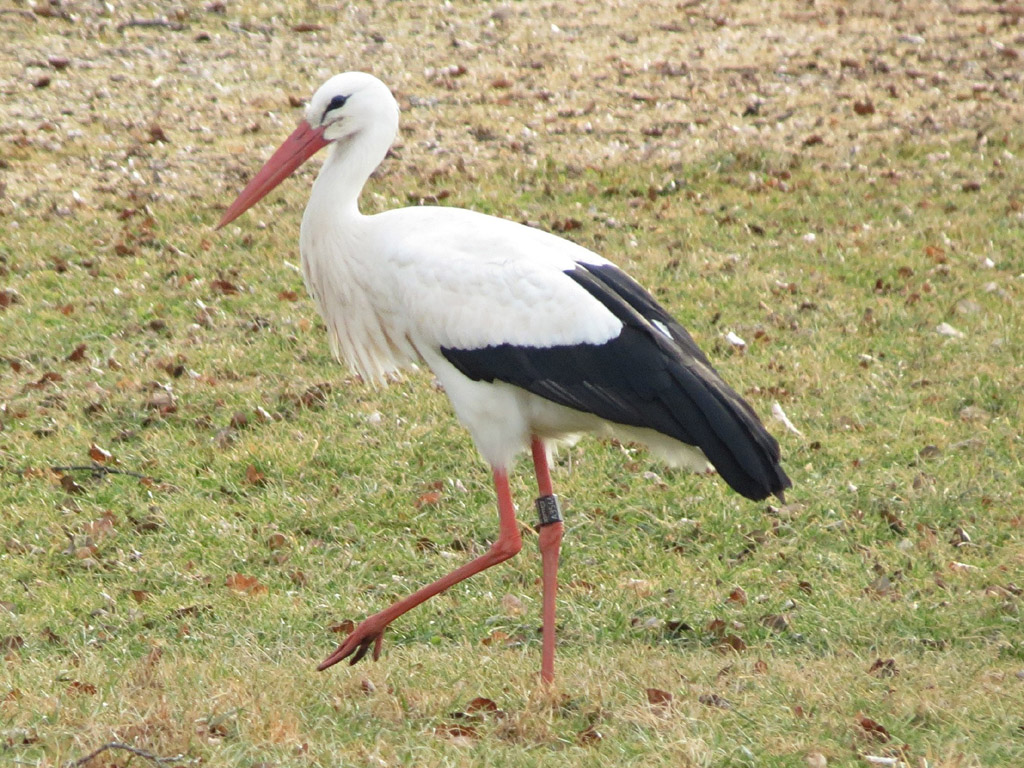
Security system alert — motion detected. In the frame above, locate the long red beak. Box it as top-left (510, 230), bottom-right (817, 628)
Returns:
top-left (217, 121), bottom-right (329, 229)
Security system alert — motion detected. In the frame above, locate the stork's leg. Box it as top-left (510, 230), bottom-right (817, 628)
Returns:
top-left (531, 437), bottom-right (564, 685)
top-left (318, 469), bottom-right (522, 671)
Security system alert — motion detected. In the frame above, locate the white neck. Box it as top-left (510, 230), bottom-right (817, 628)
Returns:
top-left (307, 122), bottom-right (394, 224)
top-left (298, 123), bottom-right (410, 383)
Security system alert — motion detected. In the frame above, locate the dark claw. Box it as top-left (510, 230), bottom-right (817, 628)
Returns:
top-left (348, 628), bottom-right (385, 665)
top-left (318, 625), bottom-right (386, 671)
top-left (349, 635), bottom-right (374, 665)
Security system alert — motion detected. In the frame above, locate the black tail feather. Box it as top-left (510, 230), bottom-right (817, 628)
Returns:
top-left (441, 261), bottom-right (792, 503)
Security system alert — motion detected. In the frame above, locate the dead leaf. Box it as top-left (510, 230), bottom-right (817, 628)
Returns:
top-left (665, 619), bottom-right (691, 636)
top-left (760, 613), bottom-right (790, 632)
top-left (856, 715), bottom-right (891, 742)
top-left (646, 687), bottom-right (673, 707)
top-left (83, 512), bottom-right (116, 540)
top-left (698, 692), bottom-right (732, 709)
top-left (413, 536), bottom-right (438, 553)
top-left (868, 658), bottom-right (898, 677)
top-left (706, 617), bottom-right (727, 636)
top-left (130, 589), bottom-right (151, 604)
top-left (481, 629), bottom-right (509, 646)
top-left (244, 465), bottom-right (267, 486)
top-left (25, 371), bottom-right (63, 390)
top-left (66, 343), bottom-right (88, 362)
top-left (0, 289), bottom-right (23, 308)
top-left (211, 278), bottom-right (240, 295)
top-left (169, 605), bottom-right (208, 620)
top-left (60, 475), bottom-right (85, 494)
top-left (67, 681), bottom-right (97, 695)
top-left (853, 99), bottom-right (875, 115)
top-left (717, 634), bottom-right (747, 653)
top-left (88, 443), bottom-right (112, 463)
top-left (577, 725), bottom-right (604, 744)
top-left (879, 508), bottom-right (906, 534)
top-left (329, 619), bottom-right (355, 634)
top-left (727, 587), bottom-right (748, 605)
top-left (131, 511), bottom-right (164, 533)
top-left (466, 697), bottom-right (501, 716)
top-left (415, 490), bottom-right (442, 508)
top-left (225, 573), bottom-right (267, 596)
top-left (550, 218), bottom-right (582, 232)
top-left (949, 526), bottom-right (971, 546)
top-left (298, 383), bottom-right (332, 408)
top-left (145, 389), bottom-right (177, 414)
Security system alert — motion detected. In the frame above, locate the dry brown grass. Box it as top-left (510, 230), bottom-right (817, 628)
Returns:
top-left (3, 1), bottom-right (1022, 213)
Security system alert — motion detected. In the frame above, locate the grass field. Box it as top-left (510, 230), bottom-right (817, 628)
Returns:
top-left (2, 1), bottom-right (1023, 766)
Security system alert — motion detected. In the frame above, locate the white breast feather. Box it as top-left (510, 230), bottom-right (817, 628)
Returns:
top-left (300, 213), bottom-right (415, 383)
top-left (299, 203), bottom-right (624, 389)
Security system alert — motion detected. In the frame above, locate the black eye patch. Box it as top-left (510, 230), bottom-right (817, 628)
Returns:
top-left (322, 94), bottom-right (348, 121)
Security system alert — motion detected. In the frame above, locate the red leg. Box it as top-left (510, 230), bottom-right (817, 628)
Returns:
top-left (532, 437), bottom-right (554, 497)
top-left (532, 437), bottom-right (563, 685)
top-left (318, 469), bottom-right (522, 671)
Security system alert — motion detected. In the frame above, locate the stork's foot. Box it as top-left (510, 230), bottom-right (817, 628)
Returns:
top-left (317, 618), bottom-right (387, 671)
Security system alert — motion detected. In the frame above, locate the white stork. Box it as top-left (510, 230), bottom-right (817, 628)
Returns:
top-left (218, 72), bottom-right (790, 684)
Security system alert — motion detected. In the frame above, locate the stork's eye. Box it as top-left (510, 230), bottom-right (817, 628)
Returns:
top-left (322, 94), bottom-right (348, 121)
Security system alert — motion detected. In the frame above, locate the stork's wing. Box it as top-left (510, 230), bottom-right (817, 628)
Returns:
top-left (439, 260), bottom-right (791, 501)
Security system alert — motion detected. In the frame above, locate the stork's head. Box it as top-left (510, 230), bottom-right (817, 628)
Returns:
top-left (305, 71), bottom-right (399, 144)
top-left (217, 72), bottom-right (399, 228)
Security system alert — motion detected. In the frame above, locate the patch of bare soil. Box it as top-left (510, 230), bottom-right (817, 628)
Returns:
top-left (1, 0), bottom-right (1022, 217)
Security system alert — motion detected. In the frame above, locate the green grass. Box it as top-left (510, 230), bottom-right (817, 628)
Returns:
top-left (3, 2), bottom-right (1024, 766)
top-left (4, 137), bottom-right (1022, 767)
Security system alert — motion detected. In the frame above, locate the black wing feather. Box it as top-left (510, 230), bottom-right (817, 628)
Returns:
top-left (441, 262), bottom-right (791, 501)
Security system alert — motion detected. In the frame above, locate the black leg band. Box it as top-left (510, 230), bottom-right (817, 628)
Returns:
top-left (535, 494), bottom-right (563, 526)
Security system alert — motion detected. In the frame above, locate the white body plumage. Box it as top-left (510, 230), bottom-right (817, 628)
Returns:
top-left (301, 197), bottom-right (698, 471)
top-left (218, 70), bottom-right (790, 680)
top-left (221, 70), bottom-right (789, 504)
